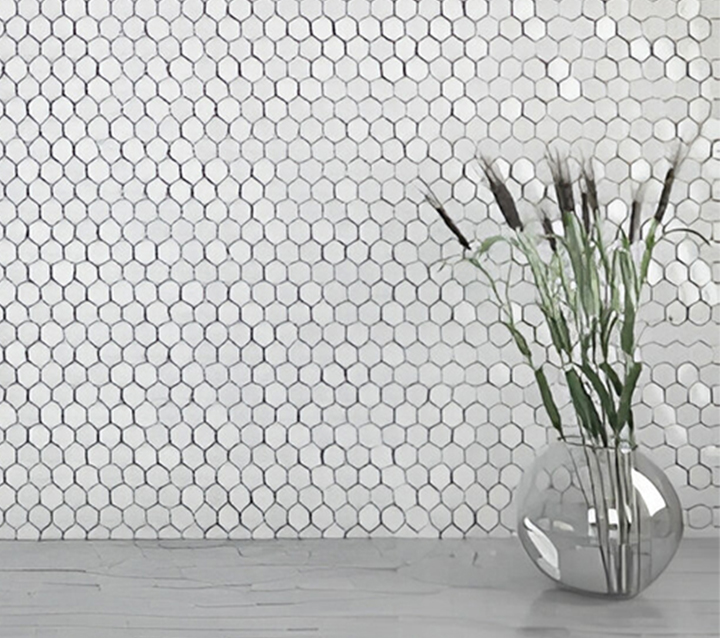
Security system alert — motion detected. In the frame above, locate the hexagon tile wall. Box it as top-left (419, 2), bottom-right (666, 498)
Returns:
top-left (0, 0), bottom-right (717, 539)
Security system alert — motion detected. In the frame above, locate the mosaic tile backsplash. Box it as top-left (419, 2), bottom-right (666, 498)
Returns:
top-left (0, 0), bottom-right (717, 539)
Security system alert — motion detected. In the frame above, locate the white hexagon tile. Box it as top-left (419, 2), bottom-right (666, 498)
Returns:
top-left (0, 0), bottom-right (717, 540)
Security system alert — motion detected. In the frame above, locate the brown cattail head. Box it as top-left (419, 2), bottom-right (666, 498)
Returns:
top-left (629, 182), bottom-right (646, 243)
top-left (580, 159), bottom-right (599, 219)
top-left (420, 180), bottom-right (472, 251)
top-left (546, 149), bottom-right (575, 215)
top-left (540, 210), bottom-right (557, 252)
top-left (653, 143), bottom-right (686, 224)
top-left (478, 156), bottom-right (524, 231)
top-left (581, 191), bottom-right (590, 234)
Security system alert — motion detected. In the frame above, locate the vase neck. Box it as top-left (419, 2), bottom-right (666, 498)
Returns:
top-left (559, 434), bottom-right (638, 451)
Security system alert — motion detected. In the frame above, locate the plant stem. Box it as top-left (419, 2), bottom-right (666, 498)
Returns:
top-left (574, 431), bottom-right (614, 593)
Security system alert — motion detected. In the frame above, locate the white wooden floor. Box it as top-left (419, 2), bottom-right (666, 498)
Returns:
top-left (0, 538), bottom-right (716, 637)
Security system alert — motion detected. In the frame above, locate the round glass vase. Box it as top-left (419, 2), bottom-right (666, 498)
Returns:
top-left (515, 436), bottom-right (683, 599)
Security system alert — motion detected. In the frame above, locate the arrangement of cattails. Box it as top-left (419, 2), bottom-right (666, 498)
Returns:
top-left (422, 142), bottom-right (705, 448)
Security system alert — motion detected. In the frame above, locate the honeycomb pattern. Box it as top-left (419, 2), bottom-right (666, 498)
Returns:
top-left (0, 0), bottom-right (717, 539)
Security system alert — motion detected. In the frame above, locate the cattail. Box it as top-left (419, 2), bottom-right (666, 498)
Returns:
top-left (478, 157), bottom-right (524, 231)
top-left (654, 167), bottom-right (674, 223)
top-left (541, 211), bottom-right (557, 252)
top-left (581, 191), bottom-right (590, 234)
top-left (653, 144), bottom-right (685, 224)
top-left (629, 183), bottom-right (645, 243)
top-left (546, 149), bottom-right (575, 215)
top-left (421, 181), bottom-right (472, 251)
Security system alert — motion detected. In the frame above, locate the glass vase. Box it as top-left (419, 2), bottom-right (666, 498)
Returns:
top-left (515, 436), bottom-right (683, 598)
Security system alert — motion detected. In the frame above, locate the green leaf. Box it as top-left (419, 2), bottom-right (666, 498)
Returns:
top-left (565, 369), bottom-right (591, 431)
top-left (553, 247), bottom-right (579, 325)
top-left (566, 368), bottom-right (606, 445)
top-left (598, 307), bottom-right (608, 358)
top-left (619, 228), bottom-right (630, 250)
top-left (544, 314), bottom-right (565, 354)
top-left (609, 255), bottom-right (618, 310)
top-left (618, 247), bottom-right (638, 299)
top-left (600, 313), bottom-right (619, 361)
top-left (587, 248), bottom-right (601, 318)
top-left (600, 362), bottom-right (623, 395)
top-left (504, 322), bottom-right (531, 359)
top-left (563, 215), bottom-right (586, 306)
top-left (476, 235), bottom-right (507, 257)
top-left (521, 237), bottom-right (553, 308)
top-left (580, 333), bottom-right (592, 357)
top-left (640, 232), bottom-right (656, 287)
top-left (617, 361), bottom-right (642, 432)
top-left (621, 293), bottom-right (635, 356)
top-left (590, 316), bottom-right (598, 363)
top-left (617, 250), bottom-right (637, 355)
top-left (576, 219), bottom-right (601, 320)
top-left (535, 367), bottom-right (562, 435)
top-left (580, 362), bottom-right (618, 432)
top-left (594, 220), bottom-right (612, 280)
top-left (556, 309), bottom-right (572, 353)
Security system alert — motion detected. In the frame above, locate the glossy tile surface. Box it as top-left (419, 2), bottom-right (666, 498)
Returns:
top-left (0, 538), bottom-right (717, 637)
top-left (0, 0), bottom-right (717, 542)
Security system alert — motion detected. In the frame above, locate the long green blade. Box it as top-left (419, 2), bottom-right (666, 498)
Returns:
top-left (535, 367), bottom-right (562, 436)
top-left (617, 361), bottom-right (642, 432)
top-left (618, 250), bottom-right (637, 355)
top-left (504, 322), bottom-right (531, 359)
top-left (621, 293), bottom-right (635, 356)
top-left (566, 368), bottom-right (606, 445)
top-left (600, 362), bottom-right (623, 395)
top-left (476, 235), bottom-right (507, 256)
top-left (580, 362), bottom-right (618, 432)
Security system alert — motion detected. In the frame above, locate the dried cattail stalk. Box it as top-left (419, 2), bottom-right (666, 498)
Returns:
top-left (653, 144), bottom-right (685, 224)
top-left (478, 157), bottom-right (524, 231)
top-left (581, 191), bottom-right (590, 234)
top-left (546, 149), bottom-right (575, 214)
top-left (421, 181), bottom-right (472, 251)
top-left (629, 183), bottom-right (646, 243)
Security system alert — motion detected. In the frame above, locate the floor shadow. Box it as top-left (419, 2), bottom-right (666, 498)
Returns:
top-left (519, 587), bottom-right (670, 635)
